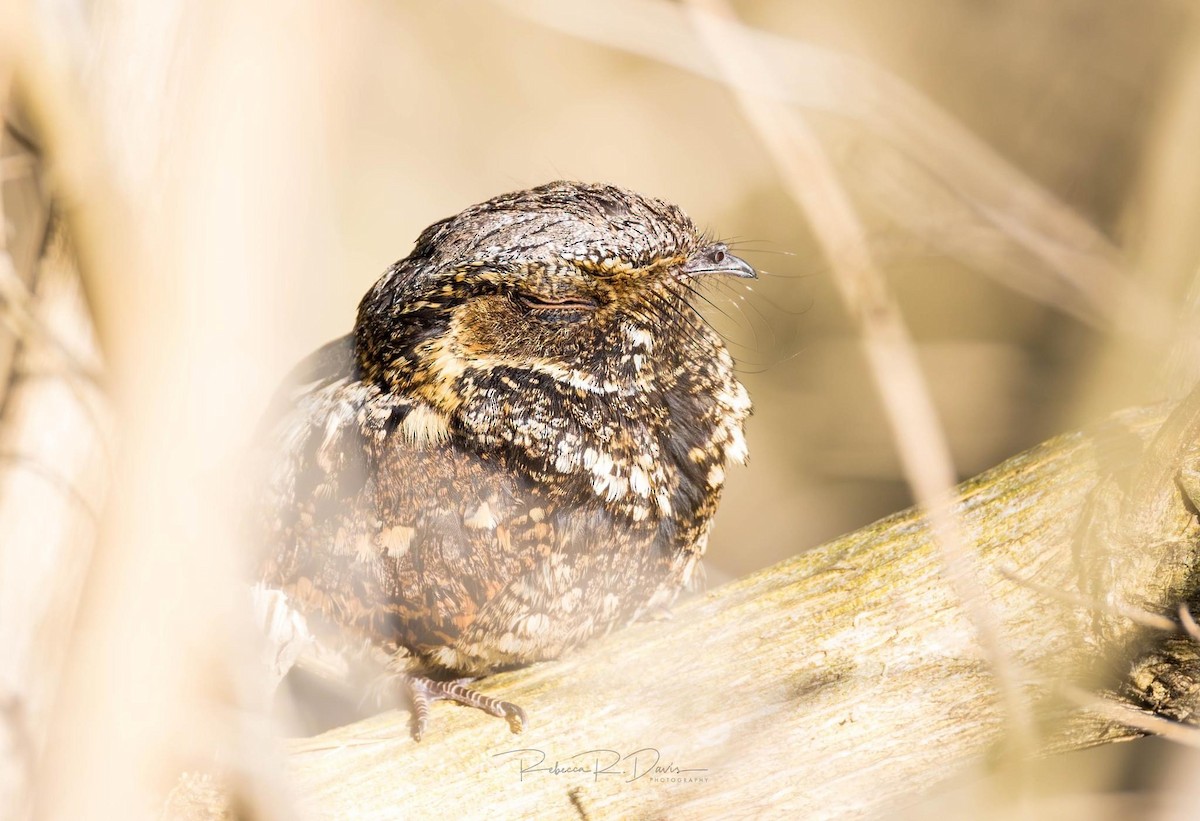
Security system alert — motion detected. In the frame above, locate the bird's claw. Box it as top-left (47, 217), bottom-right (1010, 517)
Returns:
top-left (404, 674), bottom-right (527, 741)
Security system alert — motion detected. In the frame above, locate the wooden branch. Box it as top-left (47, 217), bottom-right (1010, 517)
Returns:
top-left (262, 400), bottom-right (1200, 819)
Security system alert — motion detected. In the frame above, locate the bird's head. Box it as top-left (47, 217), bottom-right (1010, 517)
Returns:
top-left (356, 181), bottom-right (753, 401)
top-left (355, 181), bottom-right (753, 518)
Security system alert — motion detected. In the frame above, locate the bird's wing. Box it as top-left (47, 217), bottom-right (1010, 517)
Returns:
top-left (255, 335), bottom-right (537, 664)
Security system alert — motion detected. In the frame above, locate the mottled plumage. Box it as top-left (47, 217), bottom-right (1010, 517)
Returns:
top-left (257, 181), bottom-right (753, 737)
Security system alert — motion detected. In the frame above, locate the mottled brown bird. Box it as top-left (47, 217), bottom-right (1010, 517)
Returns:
top-left (256, 181), bottom-right (754, 739)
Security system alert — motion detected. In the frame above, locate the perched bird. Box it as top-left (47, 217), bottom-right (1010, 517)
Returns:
top-left (256, 181), bottom-right (754, 739)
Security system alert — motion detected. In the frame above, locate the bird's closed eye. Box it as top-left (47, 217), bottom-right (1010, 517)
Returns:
top-left (515, 292), bottom-right (600, 317)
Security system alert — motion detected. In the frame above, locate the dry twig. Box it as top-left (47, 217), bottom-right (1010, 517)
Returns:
top-left (682, 0), bottom-right (1035, 752)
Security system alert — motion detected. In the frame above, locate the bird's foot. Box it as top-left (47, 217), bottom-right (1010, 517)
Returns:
top-left (405, 675), bottom-right (526, 741)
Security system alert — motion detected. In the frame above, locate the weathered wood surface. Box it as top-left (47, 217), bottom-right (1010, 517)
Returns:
top-left (277, 400), bottom-right (1200, 820)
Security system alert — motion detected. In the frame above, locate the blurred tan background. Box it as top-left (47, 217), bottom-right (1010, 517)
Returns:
top-left (258, 0), bottom-right (1196, 580)
top-left (6, 0), bottom-right (1200, 816)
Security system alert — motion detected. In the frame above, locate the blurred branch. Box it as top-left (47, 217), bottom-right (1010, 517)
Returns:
top-left (0, 248), bottom-right (105, 386)
top-left (681, 0), bottom-right (1034, 752)
top-left (1133, 24), bottom-right (1200, 399)
top-left (0, 53), bottom-right (107, 821)
top-left (6, 1), bottom-right (294, 818)
top-left (497, 0), bottom-right (1168, 337)
top-left (244, 400), bottom-right (1200, 819)
top-left (1065, 687), bottom-right (1200, 750)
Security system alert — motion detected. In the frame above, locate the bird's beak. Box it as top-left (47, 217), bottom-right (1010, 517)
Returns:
top-left (680, 243), bottom-right (757, 279)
